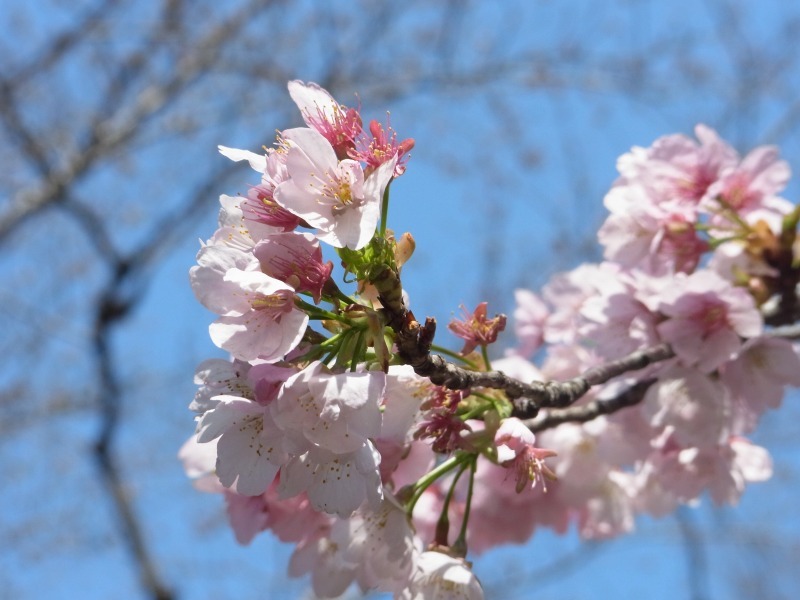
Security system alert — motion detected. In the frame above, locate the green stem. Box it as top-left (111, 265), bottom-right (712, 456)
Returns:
top-left (379, 180), bottom-right (392, 237)
top-left (452, 457), bottom-right (477, 556)
top-left (481, 345), bottom-right (492, 371)
top-left (351, 328), bottom-right (366, 372)
top-left (430, 344), bottom-right (477, 368)
top-left (294, 298), bottom-right (347, 322)
top-left (435, 461), bottom-right (470, 547)
top-left (406, 454), bottom-right (469, 515)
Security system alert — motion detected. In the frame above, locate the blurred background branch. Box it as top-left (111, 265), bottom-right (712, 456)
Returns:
top-left (2, 1), bottom-right (800, 598)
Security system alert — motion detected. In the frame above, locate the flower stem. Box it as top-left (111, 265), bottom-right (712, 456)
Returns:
top-left (406, 453), bottom-right (470, 515)
top-left (379, 180), bottom-right (392, 237)
top-left (481, 345), bottom-right (492, 371)
top-left (452, 457), bottom-right (477, 557)
top-left (431, 344), bottom-right (477, 368)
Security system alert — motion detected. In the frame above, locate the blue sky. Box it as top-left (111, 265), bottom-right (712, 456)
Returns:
top-left (2, 1), bottom-right (800, 598)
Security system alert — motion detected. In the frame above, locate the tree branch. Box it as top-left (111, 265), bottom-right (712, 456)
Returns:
top-left (374, 264), bottom-right (676, 418)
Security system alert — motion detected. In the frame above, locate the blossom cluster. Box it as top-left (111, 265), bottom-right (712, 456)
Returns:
top-left (183, 82), bottom-right (800, 599)
top-left (508, 126), bottom-right (800, 536)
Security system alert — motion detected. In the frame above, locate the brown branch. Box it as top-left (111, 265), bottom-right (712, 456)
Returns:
top-left (524, 379), bottom-right (654, 433)
top-left (373, 264), bottom-right (676, 418)
top-left (0, 0), bottom-right (276, 244)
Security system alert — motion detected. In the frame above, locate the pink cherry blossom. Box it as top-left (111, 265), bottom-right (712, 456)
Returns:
top-left (332, 495), bottom-right (418, 594)
top-left (189, 244), bottom-right (260, 315)
top-left (655, 271), bottom-right (762, 371)
top-left (206, 268), bottom-right (308, 363)
top-left (212, 194), bottom-right (283, 251)
top-left (225, 479), bottom-right (330, 545)
top-left (196, 395), bottom-right (287, 496)
top-left (638, 436), bottom-right (772, 507)
top-left (494, 417), bottom-right (557, 493)
top-left (398, 551), bottom-right (484, 600)
top-left (706, 144), bottom-right (792, 223)
top-left (509, 289), bottom-right (549, 357)
top-left (275, 127), bottom-right (396, 250)
top-left (287, 80), bottom-right (363, 159)
top-left (224, 491), bottom-right (271, 545)
top-left (720, 337), bottom-right (800, 420)
top-left (614, 124), bottom-right (737, 208)
top-left (278, 442), bottom-right (383, 517)
top-left (272, 361), bottom-right (384, 455)
top-left (598, 191), bottom-right (708, 275)
top-left (447, 302), bottom-right (507, 356)
top-left (190, 357), bottom-right (253, 413)
top-left (351, 117), bottom-right (415, 177)
top-left (253, 232), bottom-right (333, 304)
top-left (178, 434), bottom-right (223, 493)
top-left (289, 528), bottom-right (357, 598)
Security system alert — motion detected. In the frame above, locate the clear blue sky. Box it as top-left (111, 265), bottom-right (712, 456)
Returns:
top-left (2, 1), bottom-right (800, 598)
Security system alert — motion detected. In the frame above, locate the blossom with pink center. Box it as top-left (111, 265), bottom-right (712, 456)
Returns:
top-left (204, 268), bottom-right (308, 363)
top-left (219, 143), bottom-right (302, 231)
top-left (448, 302), bottom-right (507, 356)
top-left (253, 232), bottom-right (333, 303)
top-left (494, 417), bottom-right (557, 493)
top-left (614, 124), bottom-right (737, 208)
top-left (351, 117), bottom-right (414, 177)
top-left (196, 395), bottom-right (288, 496)
top-left (398, 551), bottom-right (484, 600)
top-left (275, 127), bottom-right (397, 250)
top-left (599, 185), bottom-right (708, 275)
top-left (242, 183), bottom-right (302, 231)
top-left (288, 80), bottom-right (363, 159)
top-left (414, 387), bottom-right (470, 454)
top-left (706, 144), bottom-right (792, 222)
top-left (655, 271), bottom-right (762, 372)
top-left (210, 195), bottom-right (282, 252)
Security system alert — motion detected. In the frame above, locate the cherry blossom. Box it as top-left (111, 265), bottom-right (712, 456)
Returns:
top-left (196, 395), bottom-right (287, 496)
top-left (278, 442), bottom-right (383, 517)
top-left (275, 127), bottom-right (397, 249)
top-left (186, 86), bottom-right (800, 598)
top-left (398, 551), bottom-right (484, 600)
top-left (206, 268), bottom-right (308, 363)
top-left (448, 301), bottom-right (507, 356)
top-left (288, 79), bottom-right (363, 159)
top-left (655, 270), bottom-right (762, 372)
top-left (253, 231), bottom-right (333, 303)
